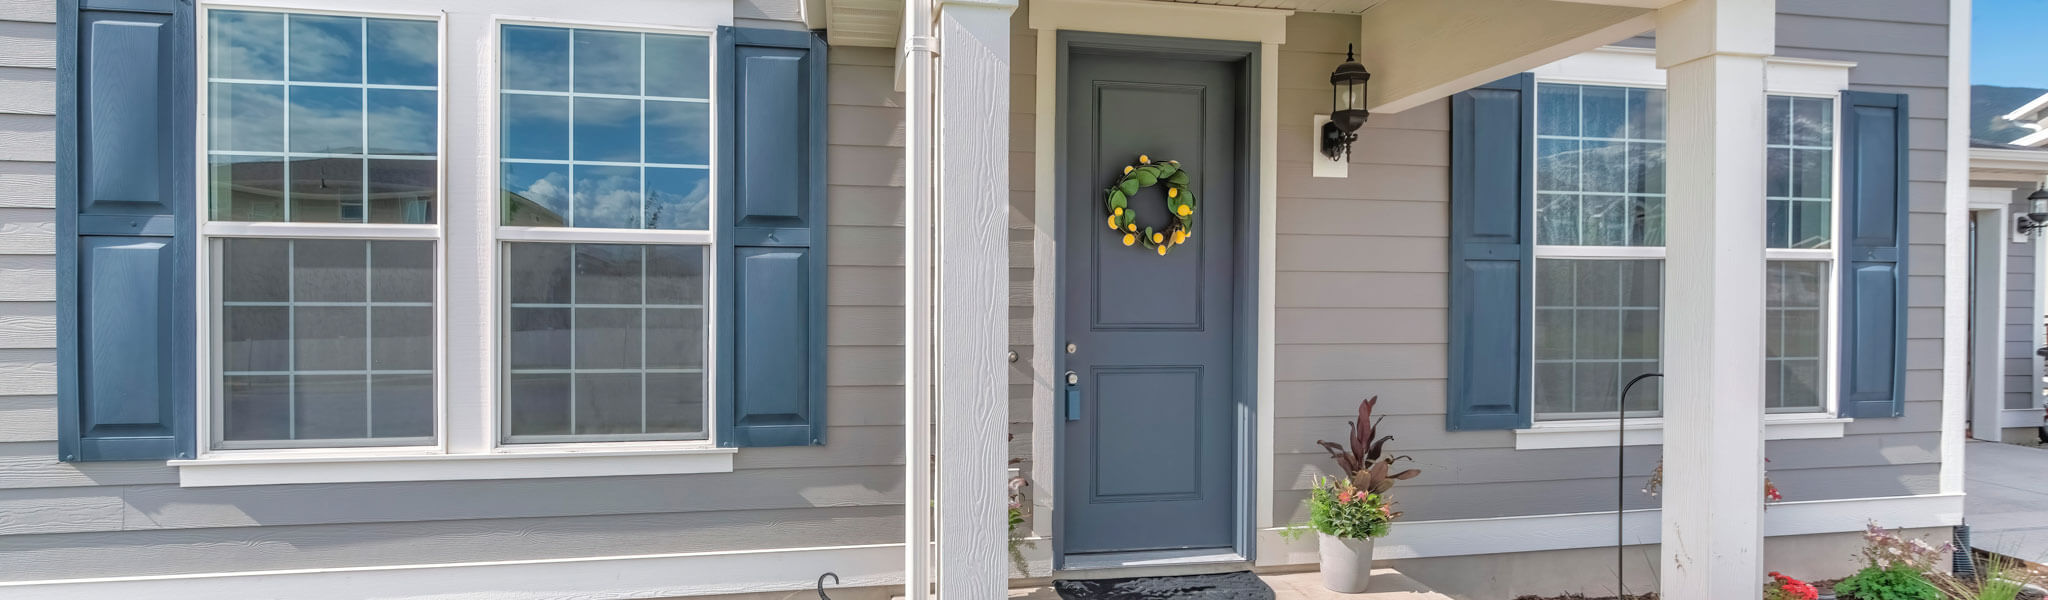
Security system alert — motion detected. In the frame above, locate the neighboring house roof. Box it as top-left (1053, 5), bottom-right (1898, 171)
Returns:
top-left (1997, 90), bottom-right (2048, 147)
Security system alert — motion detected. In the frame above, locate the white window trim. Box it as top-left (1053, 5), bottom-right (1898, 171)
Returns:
top-left (181, 0), bottom-right (736, 486)
top-left (1518, 47), bottom-right (1857, 443)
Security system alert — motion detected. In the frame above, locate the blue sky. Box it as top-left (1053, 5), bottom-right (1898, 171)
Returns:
top-left (1976, 0), bottom-right (2048, 88)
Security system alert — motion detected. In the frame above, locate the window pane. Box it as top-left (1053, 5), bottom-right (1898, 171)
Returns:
top-left (287, 14), bottom-right (362, 84)
top-left (499, 25), bottom-right (712, 230)
top-left (216, 238), bottom-right (437, 446)
top-left (1767, 261), bottom-right (1830, 412)
top-left (207, 11), bottom-right (438, 224)
top-left (1767, 95), bottom-right (1835, 249)
top-left (1536, 83), bottom-right (1664, 248)
top-left (1534, 259), bottom-right (1663, 420)
top-left (503, 243), bottom-right (708, 442)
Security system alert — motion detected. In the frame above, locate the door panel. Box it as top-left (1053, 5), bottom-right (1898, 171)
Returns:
top-left (1061, 47), bottom-right (1242, 556)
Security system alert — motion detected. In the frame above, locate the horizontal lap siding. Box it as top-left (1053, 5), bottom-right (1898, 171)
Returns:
top-left (1778, 0), bottom-right (1947, 499)
top-left (1271, 6), bottom-right (1949, 525)
top-left (0, 41), bottom-right (910, 582)
top-left (2001, 185), bottom-right (2039, 411)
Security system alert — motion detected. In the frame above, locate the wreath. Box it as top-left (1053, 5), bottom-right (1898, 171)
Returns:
top-left (1104, 155), bottom-right (1196, 256)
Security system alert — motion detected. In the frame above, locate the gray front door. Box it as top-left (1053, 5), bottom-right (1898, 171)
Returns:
top-left (1060, 42), bottom-right (1244, 556)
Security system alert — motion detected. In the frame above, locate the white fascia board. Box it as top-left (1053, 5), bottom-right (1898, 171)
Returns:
top-left (2002, 91), bottom-right (2048, 123)
top-left (1028, 0), bottom-right (1290, 43)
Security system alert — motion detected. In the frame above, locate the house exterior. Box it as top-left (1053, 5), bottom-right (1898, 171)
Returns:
top-left (1965, 89), bottom-right (2048, 444)
top-left (0, 0), bottom-right (1974, 599)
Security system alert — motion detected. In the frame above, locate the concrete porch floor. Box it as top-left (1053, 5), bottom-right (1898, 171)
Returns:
top-left (1966, 440), bottom-right (2048, 562)
top-left (1001, 569), bottom-right (1453, 599)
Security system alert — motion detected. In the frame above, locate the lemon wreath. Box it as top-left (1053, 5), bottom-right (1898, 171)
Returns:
top-left (1104, 155), bottom-right (1196, 256)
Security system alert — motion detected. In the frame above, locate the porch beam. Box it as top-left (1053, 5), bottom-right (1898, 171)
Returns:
top-left (1653, 1), bottom-right (1773, 599)
top-left (932, 0), bottom-right (1017, 595)
top-left (1358, 0), bottom-right (1652, 114)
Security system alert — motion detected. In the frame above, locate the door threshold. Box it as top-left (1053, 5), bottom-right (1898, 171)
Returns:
top-left (1058, 547), bottom-right (1249, 579)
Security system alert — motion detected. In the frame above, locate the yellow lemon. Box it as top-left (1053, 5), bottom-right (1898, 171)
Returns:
top-left (1139, 155), bottom-right (1151, 164)
top-left (1123, 165), bottom-right (1133, 175)
top-left (1126, 223), bottom-right (1136, 232)
top-left (1156, 245), bottom-right (1168, 256)
top-left (1122, 233), bottom-right (1135, 246)
top-left (1176, 205), bottom-right (1193, 216)
top-left (1107, 215), bottom-right (1118, 229)
top-left (1168, 188), bottom-right (1178, 199)
top-left (1113, 207), bottom-right (1123, 217)
top-left (1174, 230), bottom-right (1187, 244)
top-left (1151, 232), bottom-right (1163, 243)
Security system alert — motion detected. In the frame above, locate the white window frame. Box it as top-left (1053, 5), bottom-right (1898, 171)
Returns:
top-left (1516, 46), bottom-right (1857, 449)
top-left (177, 0), bottom-right (737, 486)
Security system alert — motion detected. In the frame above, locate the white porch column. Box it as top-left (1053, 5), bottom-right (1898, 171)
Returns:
top-left (1653, 1), bottom-right (1773, 598)
top-left (932, 0), bottom-right (1017, 595)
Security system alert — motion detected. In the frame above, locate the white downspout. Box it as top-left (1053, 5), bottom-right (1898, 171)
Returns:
top-left (902, 0), bottom-right (936, 595)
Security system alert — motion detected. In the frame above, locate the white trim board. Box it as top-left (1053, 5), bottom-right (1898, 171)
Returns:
top-left (169, 445), bottom-right (735, 486)
top-left (1, 495), bottom-right (1957, 597)
top-left (1514, 415), bottom-right (1848, 450)
top-left (1943, 0), bottom-right (1976, 497)
top-left (1027, 0), bottom-right (1291, 44)
top-left (2001, 407), bottom-right (2044, 429)
top-left (0, 543), bottom-right (901, 600)
top-left (1255, 493), bottom-right (1965, 566)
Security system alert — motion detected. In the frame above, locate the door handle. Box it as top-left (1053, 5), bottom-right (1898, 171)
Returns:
top-left (1065, 371), bottom-right (1081, 421)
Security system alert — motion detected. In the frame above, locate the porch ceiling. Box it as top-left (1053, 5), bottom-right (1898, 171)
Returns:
top-left (826, 0), bottom-right (1674, 113)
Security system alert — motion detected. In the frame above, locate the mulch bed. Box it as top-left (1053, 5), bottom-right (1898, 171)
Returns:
top-left (1511, 578), bottom-right (2046, 600)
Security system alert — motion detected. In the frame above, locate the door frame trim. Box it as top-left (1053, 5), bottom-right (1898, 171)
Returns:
top-left (1044, 30), bottom-right (1264, 570)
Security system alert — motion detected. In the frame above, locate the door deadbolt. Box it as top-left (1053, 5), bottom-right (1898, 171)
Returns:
top-left (1066, 343), bottom-right (1077, 354)
top-left (1065, 371), bottom-right (1079, 385)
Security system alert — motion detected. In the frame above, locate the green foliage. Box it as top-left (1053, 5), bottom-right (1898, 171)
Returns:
top-left (1835, 566), bottom-right (1941, 600)
top-left (1306, 477), bottom-right (1390, 540)
top-left (1933, 553), bottom-right (2038, 600)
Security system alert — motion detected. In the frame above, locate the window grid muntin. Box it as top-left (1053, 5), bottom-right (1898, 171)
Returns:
top-left (1532, 258), bottom-right (1664, 420)
top-left (213, 238), bottom-right (438, 449)
top-left (206, 10), bottom-right (440, 225)
top-left (1535, 83), bottom-right (1667, 248)
top-left (499, 242), bottom-right (709, 444)
top-left (1767, 95), bottom-right (1837, 250)
top-left (1765, 258), bottom-right (1831, 413)
top-left (493, 22), bottom-right (715, 446)
top-left (1533, 82), bottom-right (1668, 421)
top-left (201, 6), bottom-right (446, 452)
top-left (498, 24), bottom-right (713, 230)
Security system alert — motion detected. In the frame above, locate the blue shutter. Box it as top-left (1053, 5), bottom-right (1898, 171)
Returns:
top-left (1447, 74), bottom-right (1535, 431)
top-left (1838, 90), bottom-right (1909, 419)
top-left (56, 0), bottom-right (195, 461)
top-left (715, 27), bottom-right (827, 447)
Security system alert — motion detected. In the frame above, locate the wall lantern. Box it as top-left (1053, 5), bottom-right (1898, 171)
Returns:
top-left (2021, 187), bottom-right (2048, 238)
top-left (1321, 44), bottom-right (1371, 161)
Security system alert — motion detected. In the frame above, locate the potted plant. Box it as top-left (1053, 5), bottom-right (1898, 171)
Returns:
top-left (1307, 396), bottom-right (1419, 593)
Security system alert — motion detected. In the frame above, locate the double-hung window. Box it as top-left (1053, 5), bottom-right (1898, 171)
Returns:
top-left (1532, 83), bottom-right (1667, 421)
top-left (1764, 95), bottom-right (1838, 414)
top-left (204, 10), bottom-right (443, 449)
top-left (496, 25), bottom-right (714, 443)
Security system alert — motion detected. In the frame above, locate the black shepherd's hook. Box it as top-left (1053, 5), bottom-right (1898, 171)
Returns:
top-left (1618, 373), bottom-right (1662, 598)
top-left (817, 572), bottom-right (839, 599)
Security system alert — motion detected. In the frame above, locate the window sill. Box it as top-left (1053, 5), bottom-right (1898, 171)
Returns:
top-left (168, 445), bottom-right (736, 487)
top-left (1513, 415), bottom-right (1851, 450)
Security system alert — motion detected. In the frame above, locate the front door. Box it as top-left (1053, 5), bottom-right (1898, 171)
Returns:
top-left (1060, 40), bottom-right (1245, 557)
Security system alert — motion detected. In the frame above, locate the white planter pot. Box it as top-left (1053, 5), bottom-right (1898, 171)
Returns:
top-left (1317, 532), bottom-right (1375, 593)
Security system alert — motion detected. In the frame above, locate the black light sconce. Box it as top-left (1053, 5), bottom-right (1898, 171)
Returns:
top-left (2020, 187), bottom-right (2048, 238)
top-left (1321, 44), bottom-right (1371, 162)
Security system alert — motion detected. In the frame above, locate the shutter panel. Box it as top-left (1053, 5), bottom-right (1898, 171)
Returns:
top-left (1838, 90), bottom-right (1909, 419)
top-left (1447, 74), bottom-right (1535, 431)
top-left (715, 27), bottom-right (827, 447)
top-left (57, 0), bottom-right (195, 461)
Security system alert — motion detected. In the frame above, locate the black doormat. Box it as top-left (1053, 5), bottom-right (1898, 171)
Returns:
top-left (1052, 570), bottom-right (1274, 600)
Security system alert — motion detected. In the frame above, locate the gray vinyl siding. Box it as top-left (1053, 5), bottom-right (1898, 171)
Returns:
top-left (1266, 2), bottom-right (1949, 524)
top-left (0, 31), bottom-right (907, 581)
top-left (2003, 185), bottom-right (2039, 410)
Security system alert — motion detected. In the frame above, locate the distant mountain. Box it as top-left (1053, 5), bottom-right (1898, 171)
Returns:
top-left (1974, 84), bottom-right (2048, 145)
